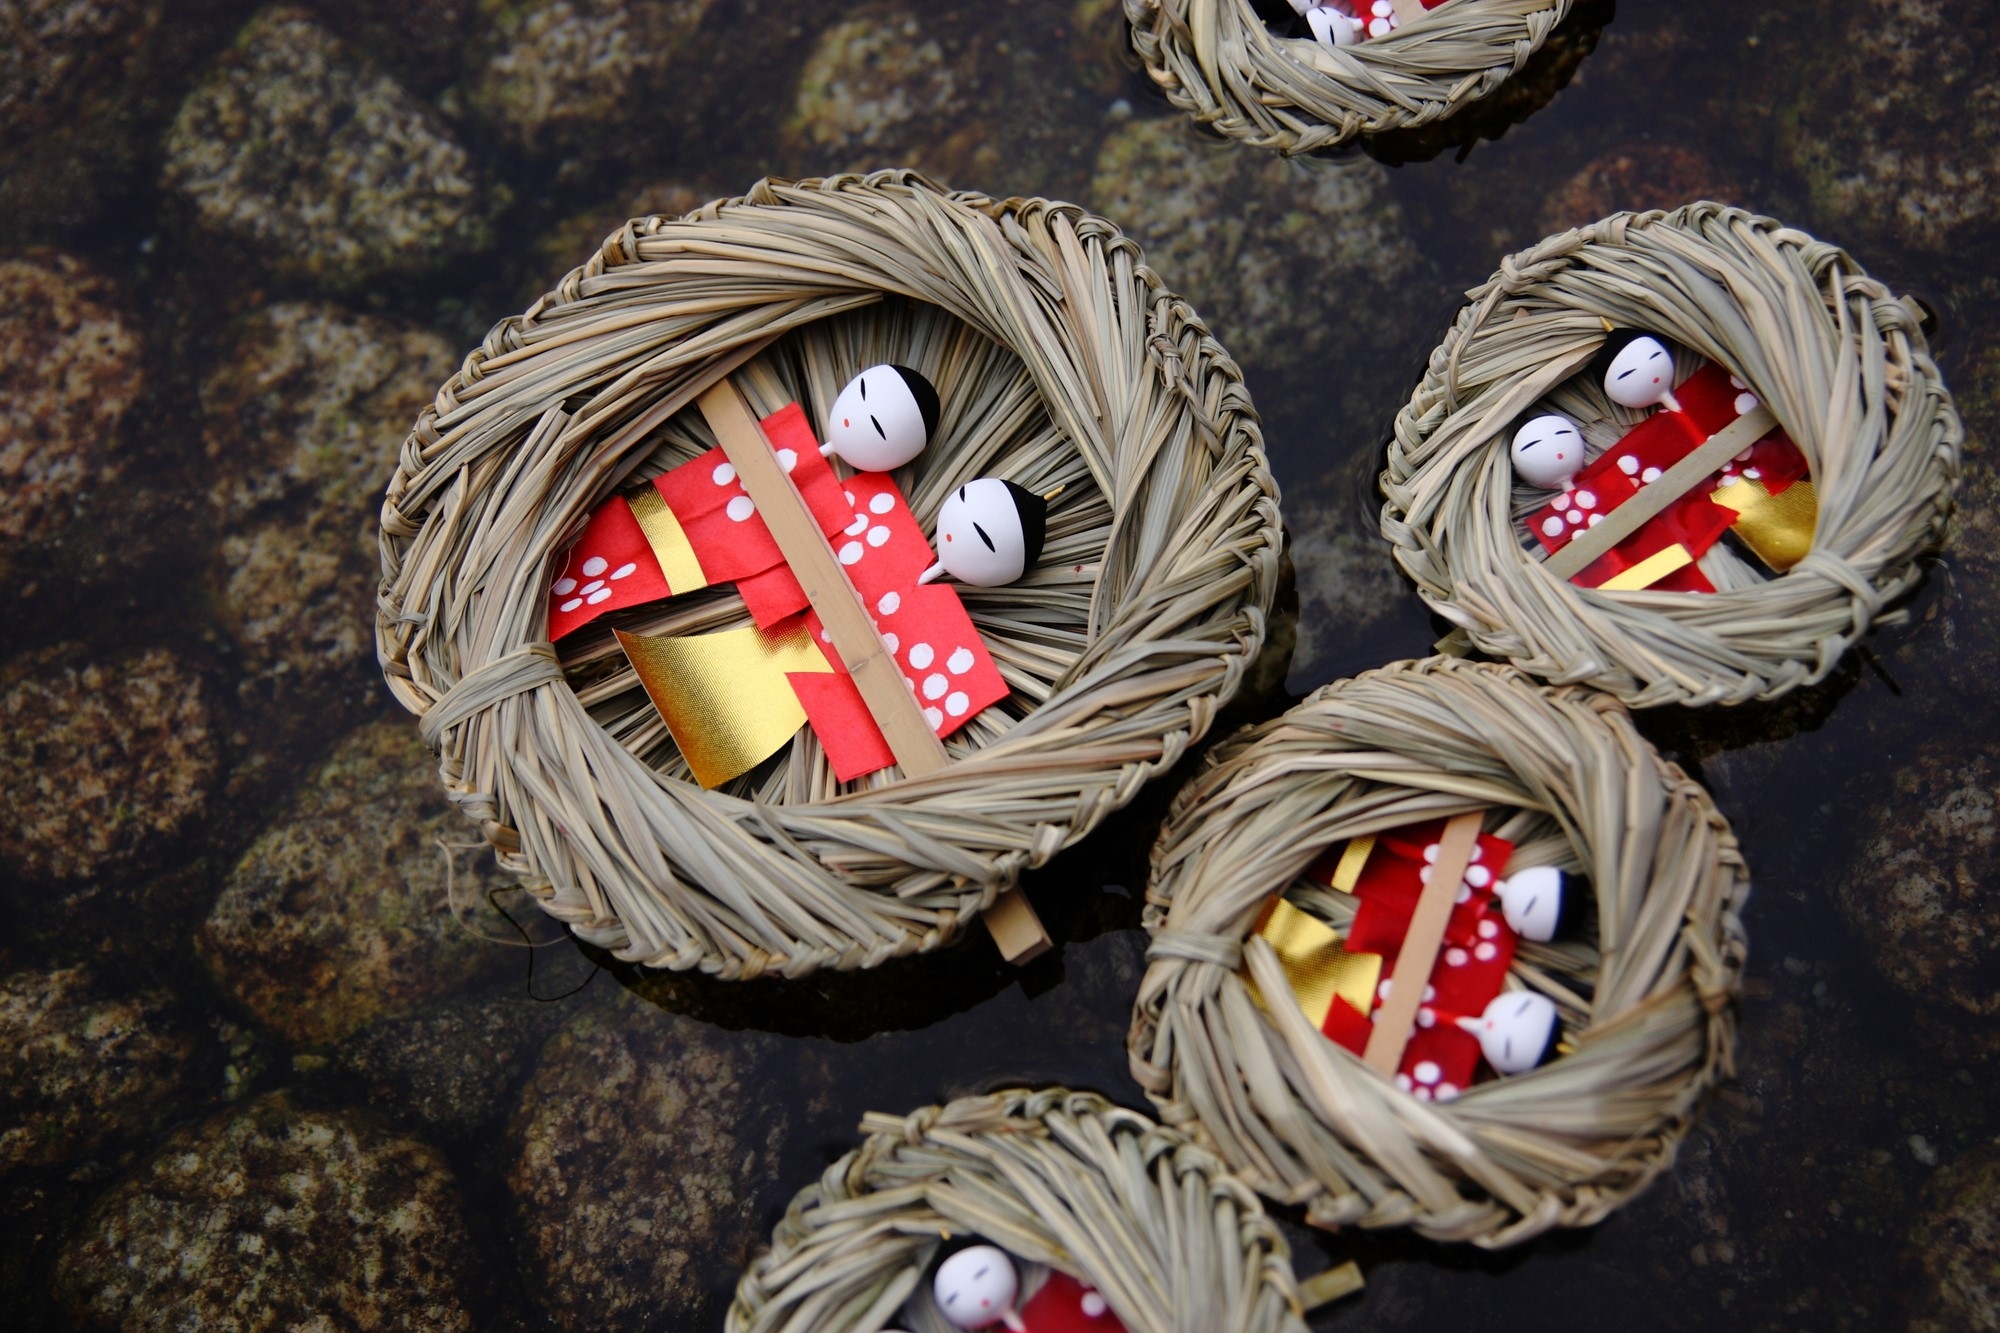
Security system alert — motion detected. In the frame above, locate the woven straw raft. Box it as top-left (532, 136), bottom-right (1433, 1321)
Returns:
top-left (1124, 0), bottom-right (1575, 154)
top-left (1129, 656), bottom-right (1748, 1246)
top-left (727, 1088), bottom-right (1311, 1333)
top-left (376, 173), bottom-right (1281, 978)
top-left (1380, 203), bottom-right (1962, 708)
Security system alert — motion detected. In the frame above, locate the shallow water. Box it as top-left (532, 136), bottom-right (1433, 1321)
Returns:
top-left (3, 1), bottom-right (1997, 1329)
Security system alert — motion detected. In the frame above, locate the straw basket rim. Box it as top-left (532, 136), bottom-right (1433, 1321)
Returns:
top-left (1379, 202), bottom-right (1963, 709)
top-left (1127, 655), bottom-right (1749, 1246)
top-left (375, 171), bottom-right (1281, 980)
top-left (1124, 0), bottom-right (1575, 155)
top-left (726, 1086), bottom-right (1309, 1333)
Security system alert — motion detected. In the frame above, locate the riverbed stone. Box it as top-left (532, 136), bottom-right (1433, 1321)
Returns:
top-left (0, 250), bottom-right (144, 581)
top-left (1087, 114), bottom-right (1440, 423)
top-left (0, 644), bottom-right (217, 885)
top-left (204, 302), bottom-right (455, 721)
top-left (54, 1089), bottom-right (478, 1331)
top-left (0, 965), bottom-right (205, 1179)
top-left (1832, 737), bottom-right (2000, 1018)
top-left (1537, 144), bottom-right (1746, 236)
top-left (1784, 0), bottom-right (2000, 261)
top-left (783, 2), bottom-right (1105, 202)
top-left (199, 718), bottom-right (515, 1048)
top-left (506, 998), bottom-right (790, 1329)
top-left (1903, 1144), bottom-right (2000, 1332)
top-left (162, 5), bottom-right (505, 290)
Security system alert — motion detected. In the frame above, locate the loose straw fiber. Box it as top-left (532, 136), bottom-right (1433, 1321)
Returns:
top-left (727, 1088), bottom-right (1308, 1333)
top-left (1381, 203), bottom-right (1963, 708)
top-left (1129, 657), bottom-right (1749, 1246)
top-left (1125, 0), bottom-right (1573, 154)
top-left (376, 173), bottom-right (1280, 978)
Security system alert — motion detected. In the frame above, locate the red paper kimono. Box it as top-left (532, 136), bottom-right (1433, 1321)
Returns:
top-left (1315, 821), bottom-right (1521, 1101)
top-left (548, 403), bottom-right (853, 640)
top-left (1526, 363), bottom-right (1810, 593)
top-left (789, 470), bottom-right (1009, 781)
top-left (1334, 0), bottom-right (1448, 41)
top-left (1017, 1272), bottom-right (1127, 1333)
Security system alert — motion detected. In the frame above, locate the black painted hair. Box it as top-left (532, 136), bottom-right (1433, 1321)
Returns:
top-left (1002, 480), bottom-right (1047, 571)
top-left (889, 364), bottom-right (941, 444)
top-left (1589, 328), bottom-right (1681, 387)
top-left (1549, 868), bottom-right (1583, 940)
top-left (1530, 1007), bottom-right (1564, 1070)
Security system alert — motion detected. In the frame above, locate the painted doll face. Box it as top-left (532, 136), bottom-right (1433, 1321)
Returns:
top-left (1472, 991), bottom-right (1560, 1075)
top-left (1603, 335), bottom-right (1678, 410)
top-left (824, 365), bottom-right (934, 472)
top-left (934, 1245), bottom-right (1020, 1329)
top-left (1495, 865), bottom-right (1565, 943)
top-left (934, 478), bottom-right (1030, 586)
top-left (1510, 414), bottom-right (1585, 489)
top-left (1305, 4), bottom-right (1363, 45)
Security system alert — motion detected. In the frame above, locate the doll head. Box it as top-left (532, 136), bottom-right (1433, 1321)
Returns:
top-left (1305, 4), bottom-right (1363, 45)
top-left (1598, 331), bottom-right (1681, 411)
top-left (822, 364), bottom-right (941, 472)
top-left (1493, 864), bottom-right (1570, 943)
top-left (1461, 991), bottom-right (1562, 1075)
top-left (1510, 414), bottom-right (1586, 489)
top-left (923, 478), bottom-right (1048, 586)
top-left (933, 1244), bottom-right (1021, 1330)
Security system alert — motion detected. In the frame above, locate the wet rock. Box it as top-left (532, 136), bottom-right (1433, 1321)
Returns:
top-left (1286, 492), bottom-right (1416, 683)
top-left (1903, 1144), bottom-right (2000, 1332)
top-left (55, 1090), bottom-right (479, 1331)
top-left (0, 644), bottom-right (217, 885)
top-left (1785, 0), bottom-right (2000, 261)
top-left (519, 179), bottom-right (714, 303)
top-left (0, 250), bottom-right (144, 582)
top-left (204, 302), bottom-right (455, 723)
top-left (1832, 737), bottom-right (2000, 1018)
top-left (0, 965), bottom-right (206, 1178)
top-left (456, 0), bottom-right (719, 164)
top-left (1069, 0), bottom-right (1140, 101)
top-left (162, 5), bottom-right (506, 291)
top-left (330, 973), bottom-right (584, 1137)
top-left (0, 0), bottom-right (239, 236)
top-left (782, 2), bottom-right (1105, 202)
top-left (507, 998), bottom-right (790, 1329)
top-left (1087, 116), bottom-right (1441, 425)
top-left (309, 0), bottom-right (477, 93)
top-left (1536, 144), bottom-right (1746, 236)
top-left (199, 717), bottom-right (515, 1048)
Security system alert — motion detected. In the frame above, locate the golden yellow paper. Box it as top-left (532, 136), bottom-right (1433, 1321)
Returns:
top-left (1714, 477), bottom-right (1818, 572)
top-left (1600, 543), bottom-right (1694, 592)
top-left (616, 621), bottom-right (833, 789)
top-left (626, 484), bottom-right (708, 594)
top-left (1249, 897), bottom-right (1383, 1030)
top-left (1329, 834), bottom-right (1376, 893)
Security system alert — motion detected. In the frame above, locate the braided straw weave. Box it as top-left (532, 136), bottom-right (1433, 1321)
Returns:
top-left (376, 173), bottom-right (1280, 978)
top-left (1124, 0), bottom-right (1573, 154)
top-left (1129, 657), bottom-right (1748, 1246)
top-left (727, 1088), bottom-right (1308, 1333)
top-left (1381, 203), bottom-right (1963, 708)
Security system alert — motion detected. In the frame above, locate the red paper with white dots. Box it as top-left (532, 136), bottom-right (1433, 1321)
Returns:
top-left (1017, 1271), bottom-right (1128, 1333)
top-left (1332, 0), bottom-right (1448, 41)
top-left (547, 495), bottom-right (673, 640)
top-left (1318, 820), bottom-right (1521, 1099)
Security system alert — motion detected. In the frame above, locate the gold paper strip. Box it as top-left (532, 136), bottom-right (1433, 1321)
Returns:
top-left (1715, 477), bottom-right (1817, 572)
top-left (1329, 834), bottom-right (1376, 893)
top-left (616, 621), bottom-right (833, 789)
top-left (1600, 542), bottom-right (1694, 592)
top-left (1250, 897), bottom-right (1383, 1030)
top-left (626, 485), bottom-right (708, 594)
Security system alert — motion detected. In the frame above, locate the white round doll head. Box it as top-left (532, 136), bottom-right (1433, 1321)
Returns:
top-left (1460, 991), bottom-right (1561, 1075)
top-left (922, 478), bottom-right (1048, 587)
top-left (822, 364), bottom-right (940, 472)
top-left (1601, 332), bottom-right (1679, 411)
top-left (1494, 864), bottom-right (1567, 943)
top-left (1509, 414), bottom-right (1585, 489)
top-left (933, 1245), bottom-right (1020, 1330)
top-left (1305, 4), bottom-right (1363, 46)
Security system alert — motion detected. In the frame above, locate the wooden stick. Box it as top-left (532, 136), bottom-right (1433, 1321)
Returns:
top-left (1542, 406), bottom-right (1778, 582)
top-left (1363, 811), bottom-right (1482, 1076)
top-left (1391, 0), bottom-right (1429, 25)
top-left (695, 379), bottom-right (1051, 963)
